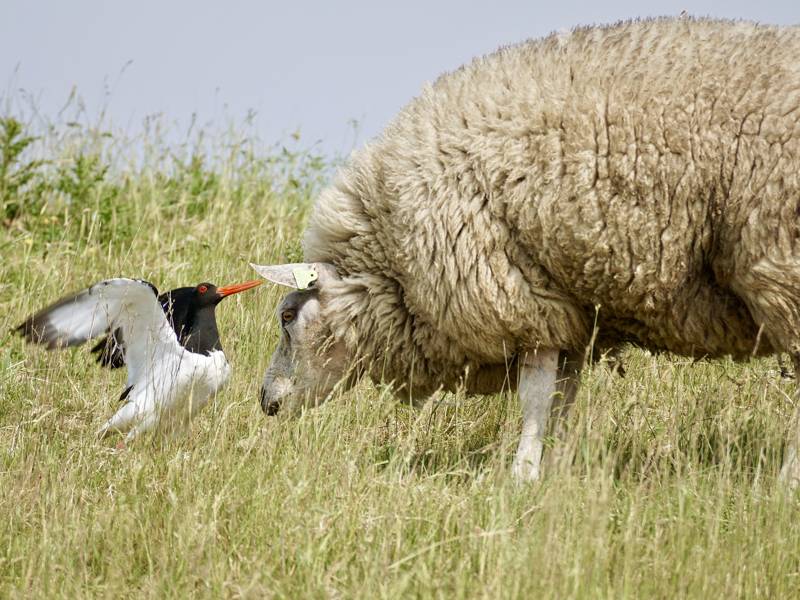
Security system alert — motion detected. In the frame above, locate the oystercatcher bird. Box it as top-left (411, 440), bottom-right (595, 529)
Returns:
top-left (16, 277), bottom-right (262, 441)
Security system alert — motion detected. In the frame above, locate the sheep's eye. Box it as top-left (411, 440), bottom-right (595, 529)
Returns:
top-left (281, 309), bottom-right (296, 325)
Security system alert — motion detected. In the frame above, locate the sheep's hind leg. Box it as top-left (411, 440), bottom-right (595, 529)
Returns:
top-left (730, 258), bottom-right (800, 487)
top-left (550, 350), bottom-right (584, 436)
top-left (779, 353), bottom-right (800, 488)
top-left (542, 350), bottom-right (585, 473)
top-left (511, 348), bottom-right (559, 482)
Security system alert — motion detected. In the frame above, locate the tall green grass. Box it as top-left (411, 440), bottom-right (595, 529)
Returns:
top-left (1, 110), bottom-right (799, 598)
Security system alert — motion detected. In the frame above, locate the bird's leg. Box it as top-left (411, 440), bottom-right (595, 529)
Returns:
top-left (511, 348), bottom-right (559, 482)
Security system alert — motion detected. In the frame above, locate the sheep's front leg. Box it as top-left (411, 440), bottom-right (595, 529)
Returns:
top-left (511, 348), bottom-right (559, 482)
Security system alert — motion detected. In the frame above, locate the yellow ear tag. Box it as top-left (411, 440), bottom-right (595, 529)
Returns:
top-left (292, 267), bottom-right (318, 290)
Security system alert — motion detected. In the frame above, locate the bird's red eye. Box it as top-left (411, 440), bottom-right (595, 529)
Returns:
top-left (198, 285), bottom-right (208, 294)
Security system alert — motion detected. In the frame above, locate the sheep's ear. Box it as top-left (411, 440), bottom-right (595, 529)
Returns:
top-left (249, 262), bottom-right (337, 290)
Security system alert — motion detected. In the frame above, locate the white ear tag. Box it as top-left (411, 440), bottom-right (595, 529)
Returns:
top-left (292, 267), bottom-right (318, 290)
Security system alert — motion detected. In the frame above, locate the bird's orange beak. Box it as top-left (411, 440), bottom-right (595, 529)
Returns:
top-left (217, 280), bottom-right (263, 297)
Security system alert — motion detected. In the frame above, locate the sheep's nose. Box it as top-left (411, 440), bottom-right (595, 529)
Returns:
top-left (260, 387), bottom-right (281, 416)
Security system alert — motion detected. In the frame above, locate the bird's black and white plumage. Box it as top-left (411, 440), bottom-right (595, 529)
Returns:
top-left (16, 277), bottom-right (262, 441)
top-left (89, 285), bottom-right (226, 370)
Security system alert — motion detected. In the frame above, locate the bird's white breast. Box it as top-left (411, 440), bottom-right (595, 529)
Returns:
top-left (139, 349), bottom-right (232, 431)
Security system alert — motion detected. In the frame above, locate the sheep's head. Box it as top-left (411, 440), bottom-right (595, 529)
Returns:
top-left (251, 262), bottom-right (353, 415)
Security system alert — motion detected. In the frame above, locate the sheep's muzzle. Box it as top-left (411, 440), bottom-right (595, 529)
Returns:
top-left (260, 387), bottom-right (281, 415)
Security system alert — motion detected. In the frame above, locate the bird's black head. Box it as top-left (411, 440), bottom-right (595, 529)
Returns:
top-left (195, 282), bottom-right (222, 307)
top-left (162, 279), bottom-right (263, 355)
top-left (194, 280), bottom-right (264, 307)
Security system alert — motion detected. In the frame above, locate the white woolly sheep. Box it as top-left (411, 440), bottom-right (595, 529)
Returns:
top-left (252, 17), bottom-right (800, 484)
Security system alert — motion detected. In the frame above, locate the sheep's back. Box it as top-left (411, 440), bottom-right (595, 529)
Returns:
top-left (306, 18), bottom-right (800, 366)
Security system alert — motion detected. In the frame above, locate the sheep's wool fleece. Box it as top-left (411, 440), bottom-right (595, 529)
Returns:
top-left (304, 17), bottom-right (800, 395)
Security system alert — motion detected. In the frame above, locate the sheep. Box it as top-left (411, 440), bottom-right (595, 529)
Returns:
top-left (252, 16), bottom-right (800, 484)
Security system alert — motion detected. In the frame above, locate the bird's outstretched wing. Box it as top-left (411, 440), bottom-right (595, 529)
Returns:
top-left (89, 291), bottom-right (173, 369)
top-left (16, 278), bottom-right (182, 384)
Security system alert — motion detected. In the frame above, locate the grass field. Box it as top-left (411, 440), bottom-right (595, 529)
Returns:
top-left (2, 112), bottom-right (800, 598)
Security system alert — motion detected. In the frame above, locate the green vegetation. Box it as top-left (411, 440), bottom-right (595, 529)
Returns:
top-left (1, 113), bottom-right (799, 598)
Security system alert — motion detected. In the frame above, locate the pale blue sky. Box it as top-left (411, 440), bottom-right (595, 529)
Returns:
top-left (1, 1), bottom-right (797, 155)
